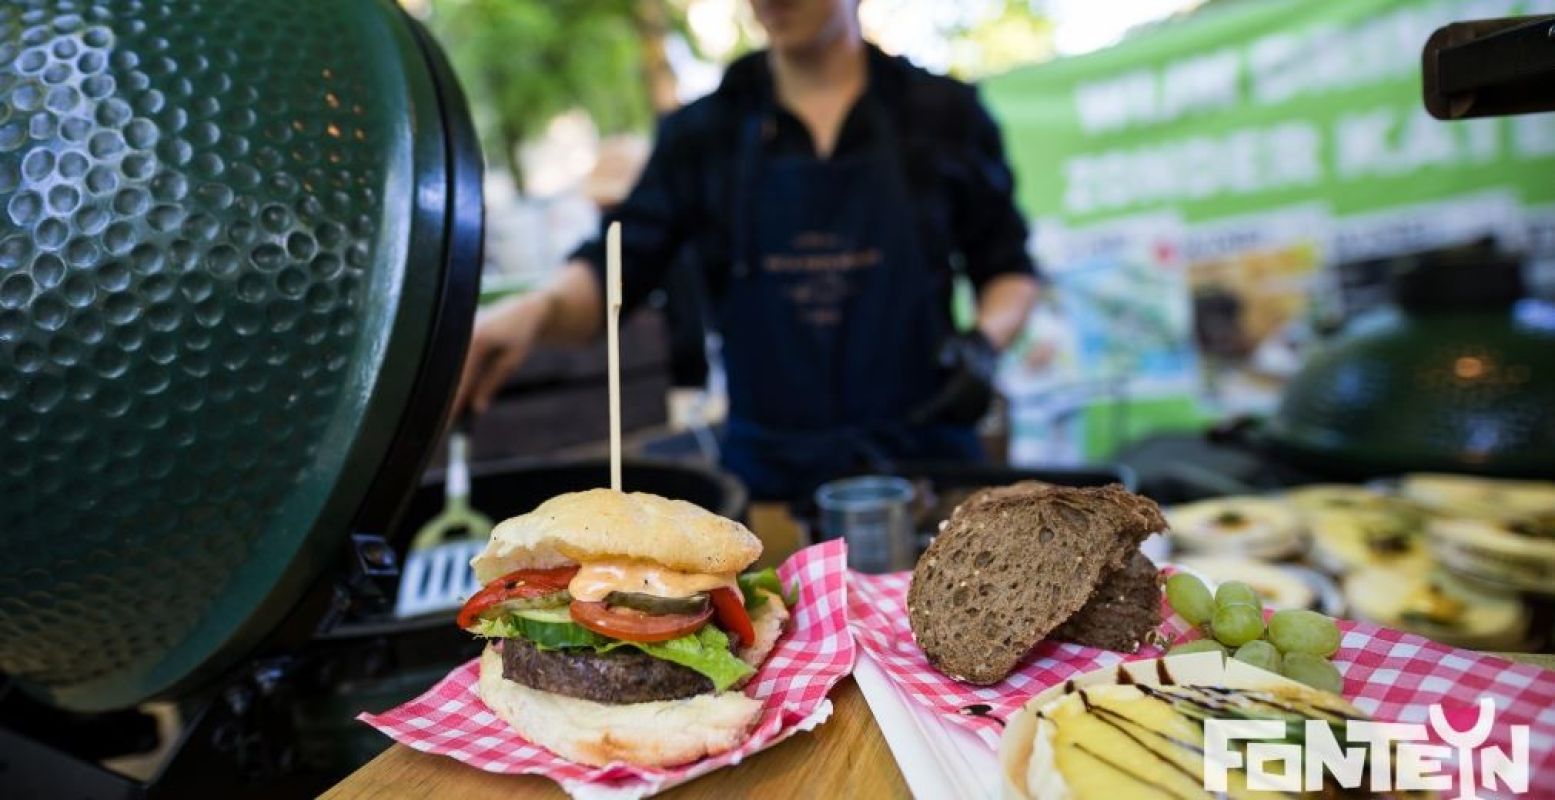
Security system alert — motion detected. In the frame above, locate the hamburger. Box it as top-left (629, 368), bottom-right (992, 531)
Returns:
top-left (458, 489), bottom-right (790, 767)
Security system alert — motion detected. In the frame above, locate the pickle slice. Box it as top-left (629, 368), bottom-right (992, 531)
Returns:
top-left (604, 591), bottom-right (710, 615)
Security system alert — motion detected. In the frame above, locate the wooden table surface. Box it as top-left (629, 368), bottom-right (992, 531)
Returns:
top-left (322, 676), bottom-right (907, 800)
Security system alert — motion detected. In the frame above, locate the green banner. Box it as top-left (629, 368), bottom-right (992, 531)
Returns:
top-left (987, 0), bottom-right (1555, 225)
top-left (982, 0), bottom-right (1555, 463)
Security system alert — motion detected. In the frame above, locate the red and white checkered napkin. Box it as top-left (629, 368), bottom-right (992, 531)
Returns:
top-left (847, 569), bottom-right (1555, 779)
top-left (847, 570), bottom-right (1128, 750)
top-left (359, 540), bottom-right (855, 800)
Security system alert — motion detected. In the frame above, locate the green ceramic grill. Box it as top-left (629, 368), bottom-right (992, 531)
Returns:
top-left (0, 0), bottom-right (482, 715)
top-left (1267, 249), bottom-right (1555, 478)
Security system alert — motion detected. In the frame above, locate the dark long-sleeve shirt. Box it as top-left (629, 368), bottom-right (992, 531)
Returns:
top-left (572, 43), bottom-right (1037, 317)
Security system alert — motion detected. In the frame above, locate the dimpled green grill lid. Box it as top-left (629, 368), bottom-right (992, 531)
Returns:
top-left (1269, 306), bottom-right (1555, 476)
top-left (0, 0), bottom-right (468, 710)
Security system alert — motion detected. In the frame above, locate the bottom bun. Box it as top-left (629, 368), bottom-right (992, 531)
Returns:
top-left (477, 646), bottom-right (764, 767)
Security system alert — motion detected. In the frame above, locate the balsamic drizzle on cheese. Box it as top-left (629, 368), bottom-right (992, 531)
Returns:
top-left (1071, 742), bottom-right (1184, 798)
top-left (1138, 685), bottom-right (1362, 725)
top-left (1038, 679), bottom-right (1379, 798)
top-left (1077, 689), bottom-right (1206, 786)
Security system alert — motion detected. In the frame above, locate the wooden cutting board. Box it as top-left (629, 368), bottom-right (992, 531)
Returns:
top-left (321, 676), bottom-right (908, 799)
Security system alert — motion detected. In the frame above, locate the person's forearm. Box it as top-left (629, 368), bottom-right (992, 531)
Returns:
top-left (975, 273), bottom-right (1039, 350)
top-left (534, 259), bottom-right (606, 346)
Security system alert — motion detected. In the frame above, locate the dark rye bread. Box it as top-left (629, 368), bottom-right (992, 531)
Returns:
top-left (1053, 551), bottom-right (1162, 652)
top-left (948, 480), bottom-right (1054, 520)
top-left (907, 484), bottom-right (1166, 684)
top-left (950, 482), bottom-right (1163, 652)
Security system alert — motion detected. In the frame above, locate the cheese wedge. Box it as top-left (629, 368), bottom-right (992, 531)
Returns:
top-left (1177, 556), bottom-right (1319, 611)
top-left (1306, 507), bottom-right (1433, 575)
top-left (1399, 473), bottom-right (1555, 522)
top-left (1282, 484), bottom-right (1397, 514)
top-left (1344, 566), bottom-right (1527, 650)
top-left (1428, 517), bottom-right (1555, 594)
top-left (1166, 497), bottom-right (1304, 559)
top-left (1000, 653), bottom-right (1364, 800)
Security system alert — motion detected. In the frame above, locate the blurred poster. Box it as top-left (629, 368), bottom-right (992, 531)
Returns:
top-left (1330, 191), bottom-right (1527, 265)
top-left (1184, 207), bottom-right (1328, 415)
top-left (1003, 214), bottom-right (1199, 464)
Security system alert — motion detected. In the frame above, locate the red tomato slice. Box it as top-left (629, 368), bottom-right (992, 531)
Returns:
top-left (456, 566), bottom-right (579, 629)
top-left (569, 600), bottom-right (713, 643)
top-left (709, 587), bottom-right (755, 647)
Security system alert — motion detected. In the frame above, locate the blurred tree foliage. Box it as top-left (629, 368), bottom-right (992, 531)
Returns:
top-left (425, 0), bottom-right (684, 188)
top-left (951, 0), bottom-right (1051, 76)
top-left (947, 0), bottom-right (1054, 78)
top-left (422, 0), bottom-right (1053, 188)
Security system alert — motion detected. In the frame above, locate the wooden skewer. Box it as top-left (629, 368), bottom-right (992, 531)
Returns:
top-left (606, 222), bottom-right (623, 492)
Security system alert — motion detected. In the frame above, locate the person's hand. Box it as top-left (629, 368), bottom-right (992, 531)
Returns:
top-left (906, 330), bottom-right (1000, 428)
top-left (453, 292), bottom-right (553, 417)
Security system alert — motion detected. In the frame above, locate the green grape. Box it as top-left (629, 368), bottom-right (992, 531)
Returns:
top-left (1211, 603), bottom-right (1265, 647)
top-left (1233, 640), bottom-right (1283, 674)
top-left (1215, 580), bottom-right (1260, 610)
top-left (1165, 573), bottom-right (1215, 626)
top-left (1281, 652), bottom-right (1344, 694)
top-left (1268, 609), bottom-right (1341, 657)
top-left (1168, 639), bottom-right (1228, 657)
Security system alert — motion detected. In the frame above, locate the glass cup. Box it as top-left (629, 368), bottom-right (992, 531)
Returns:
top-left (814, 476), bottom-right (917, 574)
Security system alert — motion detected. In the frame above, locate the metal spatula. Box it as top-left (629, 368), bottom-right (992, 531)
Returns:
top-left (394, 419), bottom-right (494, 618)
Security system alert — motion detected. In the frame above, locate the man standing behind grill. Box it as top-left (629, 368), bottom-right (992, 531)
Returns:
top-left (456, 0), bottom-right (1040, 501)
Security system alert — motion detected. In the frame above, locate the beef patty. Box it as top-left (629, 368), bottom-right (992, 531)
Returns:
top-left (499, 637), bottom-right (717, 704)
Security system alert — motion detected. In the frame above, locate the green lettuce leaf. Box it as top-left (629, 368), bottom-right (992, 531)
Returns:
top-left (470, 614), bottom-right (755, 692)
top-left (615, 624), bottom-right (754, 692)
top-left (737, 567), bottom-right (784, 611)
top-left (468, 615), bottom-right (518, 639)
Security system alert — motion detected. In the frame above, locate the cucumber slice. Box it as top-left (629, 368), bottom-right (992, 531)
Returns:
top-left (513, 605), bottom-right (575, 624)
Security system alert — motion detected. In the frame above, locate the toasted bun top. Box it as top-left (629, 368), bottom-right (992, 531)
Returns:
top-left (472, 489), bottom-right (761, 582)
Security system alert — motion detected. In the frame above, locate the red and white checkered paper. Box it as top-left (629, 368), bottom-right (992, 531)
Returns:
top-left (847, 569), bottom-right (1555, 780)
top-left (359, 540), bottom-right (854, 800)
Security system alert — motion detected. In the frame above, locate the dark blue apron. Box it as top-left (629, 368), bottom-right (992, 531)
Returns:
top-left (718, 97), bottom-right (982, 501)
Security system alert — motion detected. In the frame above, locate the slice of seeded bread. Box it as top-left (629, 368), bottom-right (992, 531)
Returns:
top-left (907, 484), bottom-right (1165, 684)
top-left (1053, 551), bottom-right (1162, 653)
top-left (947, 480), bottom-right (1055, 521)
top-left (944, 481), bottom-right (1164, 653)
